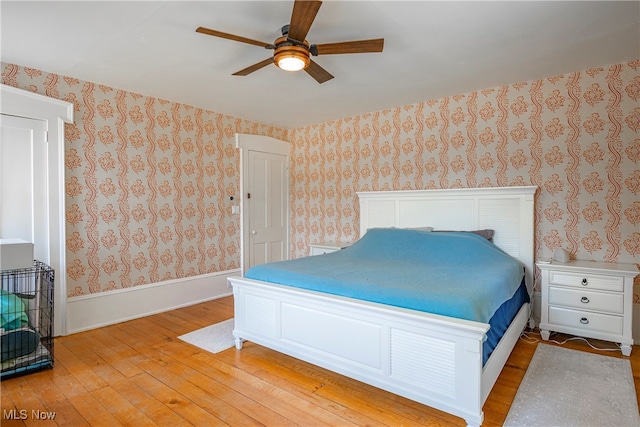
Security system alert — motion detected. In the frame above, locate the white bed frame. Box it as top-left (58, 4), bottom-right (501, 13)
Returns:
top-left (228, 186), bottom-right (536, 426)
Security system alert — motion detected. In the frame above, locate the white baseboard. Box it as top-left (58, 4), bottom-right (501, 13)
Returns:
top-left (65, 269), bottom-right (239, 335)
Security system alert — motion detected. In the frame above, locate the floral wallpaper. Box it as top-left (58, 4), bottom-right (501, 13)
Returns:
top-left (288, 60), bottom-right (640, 296)
top-left (2, 63), bottom-right (288, 296)
top-left (2, 60), bottom-right (639, 301)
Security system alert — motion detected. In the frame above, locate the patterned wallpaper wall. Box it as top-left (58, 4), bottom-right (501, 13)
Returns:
top-left (2, 63), bottom-right (288, 297)
top-left (2, 60), bottom-right (639, 300)
top-left (288, 60), bottom-right (640, 296)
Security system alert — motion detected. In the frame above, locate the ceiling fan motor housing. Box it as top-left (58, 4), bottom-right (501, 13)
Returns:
top-left (273, 36), bottom-right (311, 70)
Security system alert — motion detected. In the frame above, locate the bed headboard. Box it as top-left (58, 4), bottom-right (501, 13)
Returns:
top-left (357, 186), bottom-right (537, 295)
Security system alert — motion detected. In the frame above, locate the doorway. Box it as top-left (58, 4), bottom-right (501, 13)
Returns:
top-left (1, 115), bottom-right (48, 258)
top-left (236, 134), bottom-right (290, 274)
top-left (0, 84), bottom-right (74, 336)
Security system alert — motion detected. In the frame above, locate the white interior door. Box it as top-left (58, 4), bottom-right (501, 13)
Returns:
top-left (0, 114), bottom-right (48, 262)
top-left (236, 133), bottom-right (290, 274)
top-left (248, 150), bottom-right (288, 268)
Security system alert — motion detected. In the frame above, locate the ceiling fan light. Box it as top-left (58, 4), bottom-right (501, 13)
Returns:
top-left (274, 46), bottom-right (310, 72)
top-left (278, 56), bottom-right (306, 71)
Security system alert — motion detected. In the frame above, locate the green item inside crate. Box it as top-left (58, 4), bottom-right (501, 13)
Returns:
top-left (1, 329), bottom-right (40, 360)
top-left (0, 290), bottom-right (28, 330)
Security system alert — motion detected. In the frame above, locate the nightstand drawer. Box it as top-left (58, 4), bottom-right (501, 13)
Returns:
top-left (309, 246), bottom-right (337, 256)
top-left (548, 306), bottom-right (623, 335)
top-left (548, 286), bottom-right (624, 314)
top-left (309, 242), bottom-right (351, 256)
top-left (548, 270), bottom-right (624, 292)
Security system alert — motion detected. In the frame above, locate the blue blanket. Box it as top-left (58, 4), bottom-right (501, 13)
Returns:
top-left (245, 228), bottom-right (524, 324)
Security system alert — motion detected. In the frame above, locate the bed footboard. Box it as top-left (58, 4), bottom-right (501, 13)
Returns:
top-left (229, 276), bottom-right (496, 426)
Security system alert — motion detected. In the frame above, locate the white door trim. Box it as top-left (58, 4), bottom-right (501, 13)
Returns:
top-left (1, 84), bottom-right (74, 336)
top-left (235, 133), bottom-right (290, 274)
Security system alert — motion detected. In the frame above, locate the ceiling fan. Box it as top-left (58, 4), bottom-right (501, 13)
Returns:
top-left (195, 0), bottom-right (384, 84)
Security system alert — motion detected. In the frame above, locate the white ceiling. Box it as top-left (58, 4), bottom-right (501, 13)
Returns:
top-left (2, 1), bottom-right (638, 129)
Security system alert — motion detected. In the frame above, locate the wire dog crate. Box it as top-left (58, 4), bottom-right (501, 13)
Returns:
top-left (1, 260), bottom-right (54, 379)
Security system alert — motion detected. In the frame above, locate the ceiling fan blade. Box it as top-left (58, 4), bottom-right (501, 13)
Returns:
top-left (314, 38), bottom-right (384, 55)
top-left (196, 26), bottom-right (271, 48)
top-left (305, 60), bottom-right (334, 84)
top-left (232, 58), bottom-right (274, 76)
top-left (288, 0), bottom-right (322, 42)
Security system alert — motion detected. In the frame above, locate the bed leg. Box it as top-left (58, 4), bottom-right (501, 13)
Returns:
top-left (234, 336), bottom-right (245, 350)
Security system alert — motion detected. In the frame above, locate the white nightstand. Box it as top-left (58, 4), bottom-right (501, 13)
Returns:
top-left (537, 260), bottom-right (638, 356)
top-left (309, 242), bottom-right (350, 256)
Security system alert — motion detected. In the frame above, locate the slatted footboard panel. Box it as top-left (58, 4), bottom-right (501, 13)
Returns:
top-left (390, 328), bottom-right (457, 398)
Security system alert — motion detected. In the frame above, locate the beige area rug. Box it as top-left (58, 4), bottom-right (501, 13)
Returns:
top-left (178, 318), bottom-right (236, 354)
top-left (504, 344), bottom-right (640, 426)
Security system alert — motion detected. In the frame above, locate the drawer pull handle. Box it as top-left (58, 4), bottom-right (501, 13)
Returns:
top-left (581, 278), bottom-right (588, 286)
top-left (580, 317), bottom-right (589, 324)
top-left (581, 296), bottom-right (590, 304)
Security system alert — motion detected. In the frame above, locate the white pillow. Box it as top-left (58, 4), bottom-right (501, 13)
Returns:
top-left (405, 226), bottom-right (433, 232)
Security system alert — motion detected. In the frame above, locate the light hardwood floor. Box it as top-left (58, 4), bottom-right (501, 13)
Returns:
top-left (2, 296), bottom-right (639, 426)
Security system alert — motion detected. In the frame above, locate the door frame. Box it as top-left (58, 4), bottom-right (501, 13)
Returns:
top-left (1, 84), bottom-right (74, 336)
top-left (235, 133), bottom-right (290, 275)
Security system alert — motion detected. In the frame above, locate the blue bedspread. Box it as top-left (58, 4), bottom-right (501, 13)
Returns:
top-left (245, 228), bottom-right (525, 324)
